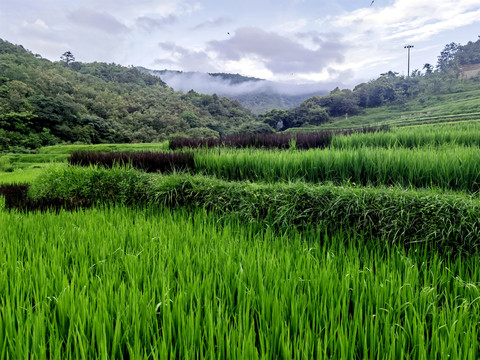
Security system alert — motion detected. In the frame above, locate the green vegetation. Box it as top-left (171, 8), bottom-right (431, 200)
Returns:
top-left (1, 206), bottom-right (479, 358)
top-left (3, 36), bottom-right (480, 359)
top-left (0, 142), bottom-right (168, 182)
top-left (10, 166), bottom-right (475, 252)
top-left (331, 120), bottom-right (480, 148)
top-left (38, 142), bottom-right (169, 155)
top-left (0, 39), bottom-right (260, 152)
top-left (0, 167), bottom-right (48, 184)
top-left (194, 145), bottom-right (480, 192)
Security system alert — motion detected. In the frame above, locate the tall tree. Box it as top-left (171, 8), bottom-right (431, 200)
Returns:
top-left (60, 51), bottom-right (75, 65)
top-left (436, 43), bottom-right (459, 72)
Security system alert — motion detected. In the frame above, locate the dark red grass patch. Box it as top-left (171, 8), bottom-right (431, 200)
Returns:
top-left (68, 151), bottom-right (194, 172)
top-left (169, 125), bottom-right (389, 150)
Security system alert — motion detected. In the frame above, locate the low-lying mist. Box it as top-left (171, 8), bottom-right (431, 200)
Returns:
top-left (158, 71), bottom-right (328, 96)
top-left (138, 67), bottom-right (331, 113)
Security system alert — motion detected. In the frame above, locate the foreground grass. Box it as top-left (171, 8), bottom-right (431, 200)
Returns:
top-left (1, 206), bottom-right (480, 359)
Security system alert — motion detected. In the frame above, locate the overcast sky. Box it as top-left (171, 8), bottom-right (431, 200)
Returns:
top-left (1, 0), bottom-right (480, 88)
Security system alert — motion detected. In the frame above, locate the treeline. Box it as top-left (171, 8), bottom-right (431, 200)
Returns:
top-left (0, 39), bottom-right (260, 152)
top-left (260, 37), bottom-right (480, 131)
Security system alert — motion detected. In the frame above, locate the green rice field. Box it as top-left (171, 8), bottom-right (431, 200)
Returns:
top-left (1, 121), bottom-right (480, 358)
top-left (1, 207), bottom-right (480, 359)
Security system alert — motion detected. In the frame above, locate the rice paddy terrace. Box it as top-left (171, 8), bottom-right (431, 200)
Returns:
top-left (2, 117), bottom-right (480, 358)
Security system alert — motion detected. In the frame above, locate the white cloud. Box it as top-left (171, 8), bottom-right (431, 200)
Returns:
top-left (331, 0), bottom-right (480, 44)
top-left (273, 18), bottom-right (308, 33)
top-left (321, 0), bottom-right (480, 83)
top-left (33, 19), bottom-right (49, 30)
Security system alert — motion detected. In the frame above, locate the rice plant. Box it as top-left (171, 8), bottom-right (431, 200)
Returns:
top-left (18, 167), bottom-right (480, 252)
top-left (1, 206), bottom-right (480, 359)
top-left (194, 145), bottom-right (480, 192)
top-left (332, 121), bottom-right (480, 149)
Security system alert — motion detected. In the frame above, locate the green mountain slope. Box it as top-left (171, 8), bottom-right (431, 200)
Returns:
top-left (0, 39), bottom-right (260, 152)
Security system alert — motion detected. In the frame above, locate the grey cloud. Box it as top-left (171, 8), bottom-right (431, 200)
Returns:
top-left (296, 31), bottom-right (347, 63)
top-left (191, 17), bottom-right (231, 30)
top-left (67, 7), bottom-right (128, 34)
top-left (155, 42), bottom-right (217, 72)
top-left (136, 15), bottom-right (177, 31)
top-left (208, 27), bottom-right (345, 74)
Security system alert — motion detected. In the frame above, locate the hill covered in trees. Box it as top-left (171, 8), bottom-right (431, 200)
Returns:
top-left (2, 36), bottom-right (480, 152)
top-left (0, 39), bottom-right (261, 152)
top-left (259, 36), bottom-right (480, 131)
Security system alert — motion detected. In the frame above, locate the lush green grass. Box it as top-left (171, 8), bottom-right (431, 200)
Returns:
top-left (194, 146), bottom-right (480, 192)
top-left (0, 166), bottom-right (63, 184)
top-left (331, 121), bottom-right (480, 148)
top-left (38, 142), bottom-right (169, 155)
top-left (3, 120), bottom-right (480, 358)
top-left (1, 205), bottom-right (480, 359)
top-left (21, 166), bottom-right (480, 252)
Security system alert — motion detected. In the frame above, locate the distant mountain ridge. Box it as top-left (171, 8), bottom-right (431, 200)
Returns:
top-left (138, 67), bottom-right (328, 114)
top-left (139, 68), bottom-right (263, 85)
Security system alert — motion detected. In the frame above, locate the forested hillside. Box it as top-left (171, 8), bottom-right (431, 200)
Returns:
top-left (260, 37), bottom-right (480, 131)
top-left (0, 39), bottom-right (260, 152)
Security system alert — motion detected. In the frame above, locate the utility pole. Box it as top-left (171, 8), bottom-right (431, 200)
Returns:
top-left (404, 45), bottom-right (414, 77)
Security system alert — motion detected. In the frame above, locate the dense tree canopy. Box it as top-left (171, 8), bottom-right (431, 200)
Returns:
top-left (0, 39), bottom-right (258, 152)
